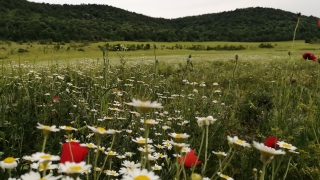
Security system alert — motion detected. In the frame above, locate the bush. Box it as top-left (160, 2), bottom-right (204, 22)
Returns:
top-left (258, 43), bottom-right (274, 48)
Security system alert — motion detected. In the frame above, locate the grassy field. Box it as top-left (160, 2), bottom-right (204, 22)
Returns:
top-left (1, 40), bottom-right (320, 180)
top-left (0, 40), bottom-right (320, 64)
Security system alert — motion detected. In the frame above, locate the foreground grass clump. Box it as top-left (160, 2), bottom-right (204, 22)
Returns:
top-left (0, 56), bottom-right (320, 179)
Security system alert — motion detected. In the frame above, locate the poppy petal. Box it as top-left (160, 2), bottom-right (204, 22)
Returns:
top-left (60, 142), bottom-right (88, 163)
top-left (178, 149), bottom-right (201, 168)
top-left (264, 136), bottom-right (279, 148)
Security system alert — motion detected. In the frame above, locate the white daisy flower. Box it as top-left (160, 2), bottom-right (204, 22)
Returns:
top-left (22, 155), bottom-right (35, 163)
top-left (106, 170), bottom-right (119, 176)
top-left (126, 99), bottom-right (163, 113)
top-left (132, 137), bottom-right (153, 144)
top-left (36, 123), bottom-right (60, 133)
top-left (105, 151), bottom-right (118, 156)
top-left (253, 141), bottom-right (286, 163)
top-left (122, 160), bottom-right (141, 169)
top-left (162, 126), bottom-right (171, 130)
top-left (117, 155), bottom-right (125, 159)
top-left (169, 133), bottom-right (190, 139)
top-left (20, 171), bottom-right (62, 180)
top-left (119, 167), bottom-right (134, 175)
top-left (152, 164), bottom-right (162, 170)
top-left (122, 168), bottom-right (160, 180)
top-left (217, 172), bottom-right (234, 180)
top-left (31, 152), bottom-right (60, 163)
top-left (153, 153), bottom-right (167, 159)
top-left (125, 152), bottom-right (134, 157)
top-left (58, 161), bottom-right (92, 174)
top-left (196, 116), bottom-right (217, 127)
top-left (212, 151), bottom-right (228, 158)
top-left (30, 161), bottom-right (58, 171)
top-left (0, 157), bottom-right (19, 169)
top-left (277, 141), bottom-right (297, 151)
top-left (80, 143), bottom-right (97, 149)
top-left (227, 136), bottom-right (251, 148)
top-left (253, 141), bottom-right (286, 156)
top-left (144, 119), bottom-right (159, 125)
top-left (87, 126), bottom-right (109, 135)
top-left (59, 126), bottom-right (77, 132)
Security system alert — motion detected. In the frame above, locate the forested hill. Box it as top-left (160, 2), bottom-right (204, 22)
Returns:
top-left (1, 0), bottom-right (319, 42)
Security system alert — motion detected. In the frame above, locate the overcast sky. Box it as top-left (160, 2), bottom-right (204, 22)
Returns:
top-left (28, 0), bottom-right (320, 19)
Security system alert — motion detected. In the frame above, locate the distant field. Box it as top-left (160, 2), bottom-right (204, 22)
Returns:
top-left (0, 40), bottom-right (320, 65)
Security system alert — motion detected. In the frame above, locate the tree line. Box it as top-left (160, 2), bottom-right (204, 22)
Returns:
top-left (0, 0), bottom-right (319, 42)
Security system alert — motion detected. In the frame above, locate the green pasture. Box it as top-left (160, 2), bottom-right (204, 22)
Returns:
top-left (0, 40), bottom-right (320, 65)
top-left (1, 40), bottom-right (320, 180)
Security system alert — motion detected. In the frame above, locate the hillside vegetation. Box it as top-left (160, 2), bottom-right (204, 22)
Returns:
top-left (0, 0), bottom-right (320, 42)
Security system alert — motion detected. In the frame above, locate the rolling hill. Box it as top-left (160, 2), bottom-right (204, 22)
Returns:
top-left (0, 0), bottom-right (319, 42)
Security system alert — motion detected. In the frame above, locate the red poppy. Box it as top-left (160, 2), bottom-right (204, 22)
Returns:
top-left (53, 96), bottom-right (60, 102)
top-left (318, 19), bottom-right (320, 26)
top-left (178, 150), bottom-right (201, 168)
top-left (302, 52), bottom-right (317, 62)
top-left (60, 142), bottom-right (88, 164)
top-left (264, 136), bottom-right (279, 149)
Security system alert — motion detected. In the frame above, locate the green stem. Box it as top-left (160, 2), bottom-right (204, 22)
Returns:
top-left (8, 169), bottom-right (11, 178)
top-left (283, 157), bottom-right (292, 180)
top-left (219, 159), bottom-right (222, 172)
top-left (97, 134), bottom-right (116, 180)
top-left (232, 57), bottom-right (238, 79)
top-left (271, 159), bottom-right (275, 180)
top-left (259, 163), bottom-right (267, 180)
top-left (142, 113), bottom-right (150, 169)
top-left (68, 140), bottom-right (74, 162)
top-left (201, 125), bottom-right (209, 175)
top-left (41, 134), bottom-right (48, 152)
top-left (175, 157), bottom-right (181, 180)
top-left (291, 17), bottom-right (300, 50)
top-left (211, 149), bottom-right (235, 180)
top-left (86, 151), bottom-right (90, 180)
top-left (273, 155), bottom-right (284, 177)
top-left (93, 136), bottom-right (101, 180)
top-left (191, 129), bottom-right (205, 174)
top-left (107, 158), bottom-right (113, 180)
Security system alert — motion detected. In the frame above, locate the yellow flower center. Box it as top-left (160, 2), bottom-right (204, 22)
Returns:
top-left (175, 134), bottom-right (181, 138)
top-left (221, 174), bottom-right (230, 179)
top-left (158, 153), bottom-right (163, 157)
top-left (69, 165), bottom-right (82, 171)
top-left (44, 126), bottom-right (51, 130)
top-left (40, 178), bottom-right (47, 180)
top-left (137, 139), bottom-right (146, 143)
top-left (39, 163), bottom-right (50, 169)
top-left (97, 127), bottom-right (106, 132)
top-left (134, 175), bottom-right (150, 180)
top-left (4, 157), bottom-right (15, 163)
top-left (65, 126), bottom-right (73, 130)
top-left (235, 139), bottom-right (244, 145)
top-left (108, 151), bottom-right (115, 155)
top-left (282, 143), bottom-right (292, 149)
top-left (110, 171), bottom-right (116, 175)
top-left (40, 155), bottom-right (52, 159)
top-left (146, 120), bottom-right (153, 123)
top-left (88, 143), bottom-right (94, 147)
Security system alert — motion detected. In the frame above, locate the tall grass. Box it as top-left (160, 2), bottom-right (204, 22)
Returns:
top-left (0, 54), bottom-right (320, 179)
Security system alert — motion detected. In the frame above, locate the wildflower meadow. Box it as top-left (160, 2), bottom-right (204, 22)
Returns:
top-left (1, 15), bottom-right (320, 180)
